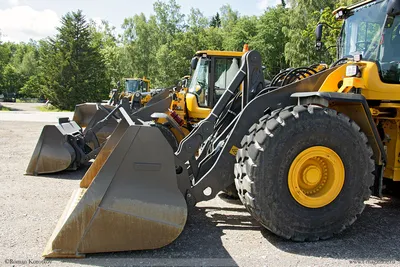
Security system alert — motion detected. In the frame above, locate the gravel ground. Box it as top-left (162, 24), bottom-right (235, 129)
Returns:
top-left (1, 108), bottom-right (400, 267)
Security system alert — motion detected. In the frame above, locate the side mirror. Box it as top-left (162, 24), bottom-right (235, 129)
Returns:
top-left (316, 23), bottom-right (323, 42)
top-left (315, 23), bottom-right (323, 51)
top-left (387, 0), bottom-right (400, 16)
top-left (190, 57), bottom-right (198, 70)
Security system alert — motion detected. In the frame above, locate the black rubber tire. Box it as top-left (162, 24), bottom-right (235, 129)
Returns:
top-left (151, 123), bottom-right (179, 152)
top-left (234, 105), bottom-right (375, 241)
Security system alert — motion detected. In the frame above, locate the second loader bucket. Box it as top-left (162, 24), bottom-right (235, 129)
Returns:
top-left (73, 103), bottom-right (115, 128)
top-left (26, 119), bottom-right (81, 175)
top-left (43, 108), bottom-right (187, 258)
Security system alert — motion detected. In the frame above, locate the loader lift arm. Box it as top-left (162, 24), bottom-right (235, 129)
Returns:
top-left (174, 51), bottom-right (265, 203)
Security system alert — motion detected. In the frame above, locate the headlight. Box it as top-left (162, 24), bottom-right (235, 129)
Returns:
top-left (335, 10), bottom-right (343, 19)
top-left (346, 65), bottom-right (359, 77)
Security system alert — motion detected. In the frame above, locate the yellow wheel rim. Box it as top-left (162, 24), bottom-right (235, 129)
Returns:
top-left (288, 146), bottom-right (345, 208)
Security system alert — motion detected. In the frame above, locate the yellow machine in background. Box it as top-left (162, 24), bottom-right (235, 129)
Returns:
top-left (109, 77), bottom-right (152, 107)
top-left (155, 49), bottom-right (245, 144)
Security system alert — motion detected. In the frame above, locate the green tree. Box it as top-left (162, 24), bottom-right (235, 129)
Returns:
top-left (223, 15), bottom-right (258, 51)
top-left (1, 0), bottom-right (366, 101)
top-left (41, 10), bottom-right (109, 110)
top-left (153, 0), bottom-right (185, 43)
top-left (2, 64), bottom-right (23, 94)
top-left (187, 8), bottom-right (209, 31)
top-left (19, 74), bottom-right (45, 98)
top-left (251, 6), bottom-right (289, 78)
top-left (122, 13), bottom-right (159, 81)
top-left (219, 4), bottom-right (239, 30)
top-left (284, 0), bottom-right (343, 66)
top-left (218, 4), bottom-right (244, 51)
top-left (0, 43), bottom-right (11, 94)
top-left (90, 19), bottom-right (124, 88)
top-left (210, 13), bottom-right (221, 28)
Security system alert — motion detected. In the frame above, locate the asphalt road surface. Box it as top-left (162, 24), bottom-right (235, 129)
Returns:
top-left (0, 105), bottom-right (399, 267)
top-left (0, 102), bottom-right (73, 122)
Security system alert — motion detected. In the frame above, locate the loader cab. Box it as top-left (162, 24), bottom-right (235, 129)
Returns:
top-left (124, 78), bottom-right (150, 94)
top-left (334, 0), bottom-right (400, 83)
top-left (188, 51), bottom-right (243, 110)
top-left (335, 0), bottom-right (386, 60)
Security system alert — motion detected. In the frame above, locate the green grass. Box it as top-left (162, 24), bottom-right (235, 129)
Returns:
top-left (0, 106), bottom-right (11, 111)
top-left (16, 98), bottom-right (43, 103)
top-left (36, 105), bottom-right (70, 112)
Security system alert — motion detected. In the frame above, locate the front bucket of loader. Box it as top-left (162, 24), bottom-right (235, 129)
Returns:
top-left (43, 108), bottom-right (187, 258)
top-left (26, 119), bottom-right (81, 175)
top-left (83, 107), bottom-right (119, 145)
top-left (73, 103), bottom-right (115, 128)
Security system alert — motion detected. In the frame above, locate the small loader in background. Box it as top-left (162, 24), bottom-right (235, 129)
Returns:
top-left (41, 0), bottom-right (400, 258)
top-left (73, 77), bottom-right (152, 129)
top-left (107, 77), bottom-right (152, 108)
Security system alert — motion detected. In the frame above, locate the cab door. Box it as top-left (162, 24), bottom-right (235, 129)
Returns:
top-left (209, 56), bottom-right (241, 107)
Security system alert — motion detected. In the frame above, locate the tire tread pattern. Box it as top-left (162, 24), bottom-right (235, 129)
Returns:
top-left (234, 105), bottom-right (375, 241)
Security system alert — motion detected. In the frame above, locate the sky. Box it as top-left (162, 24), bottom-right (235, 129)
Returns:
top-left (0, 0), bottom-right (282, 43)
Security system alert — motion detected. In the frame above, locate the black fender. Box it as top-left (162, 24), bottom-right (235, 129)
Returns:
top-left (291, 91), bottom-right (386, 165)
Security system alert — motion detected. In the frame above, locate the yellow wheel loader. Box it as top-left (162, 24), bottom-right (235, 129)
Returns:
top-left (42, 0), bottom-right (400, 258)
top-left (107, 77), bottom-right (153, 108)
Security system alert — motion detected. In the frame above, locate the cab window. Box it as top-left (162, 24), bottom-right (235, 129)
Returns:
top-left (214, 58), bottom-right (240, 103)
top-left (188, 58), bottom-right (209, 107)
top-left (379, 16), bottom-right (400, 84)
